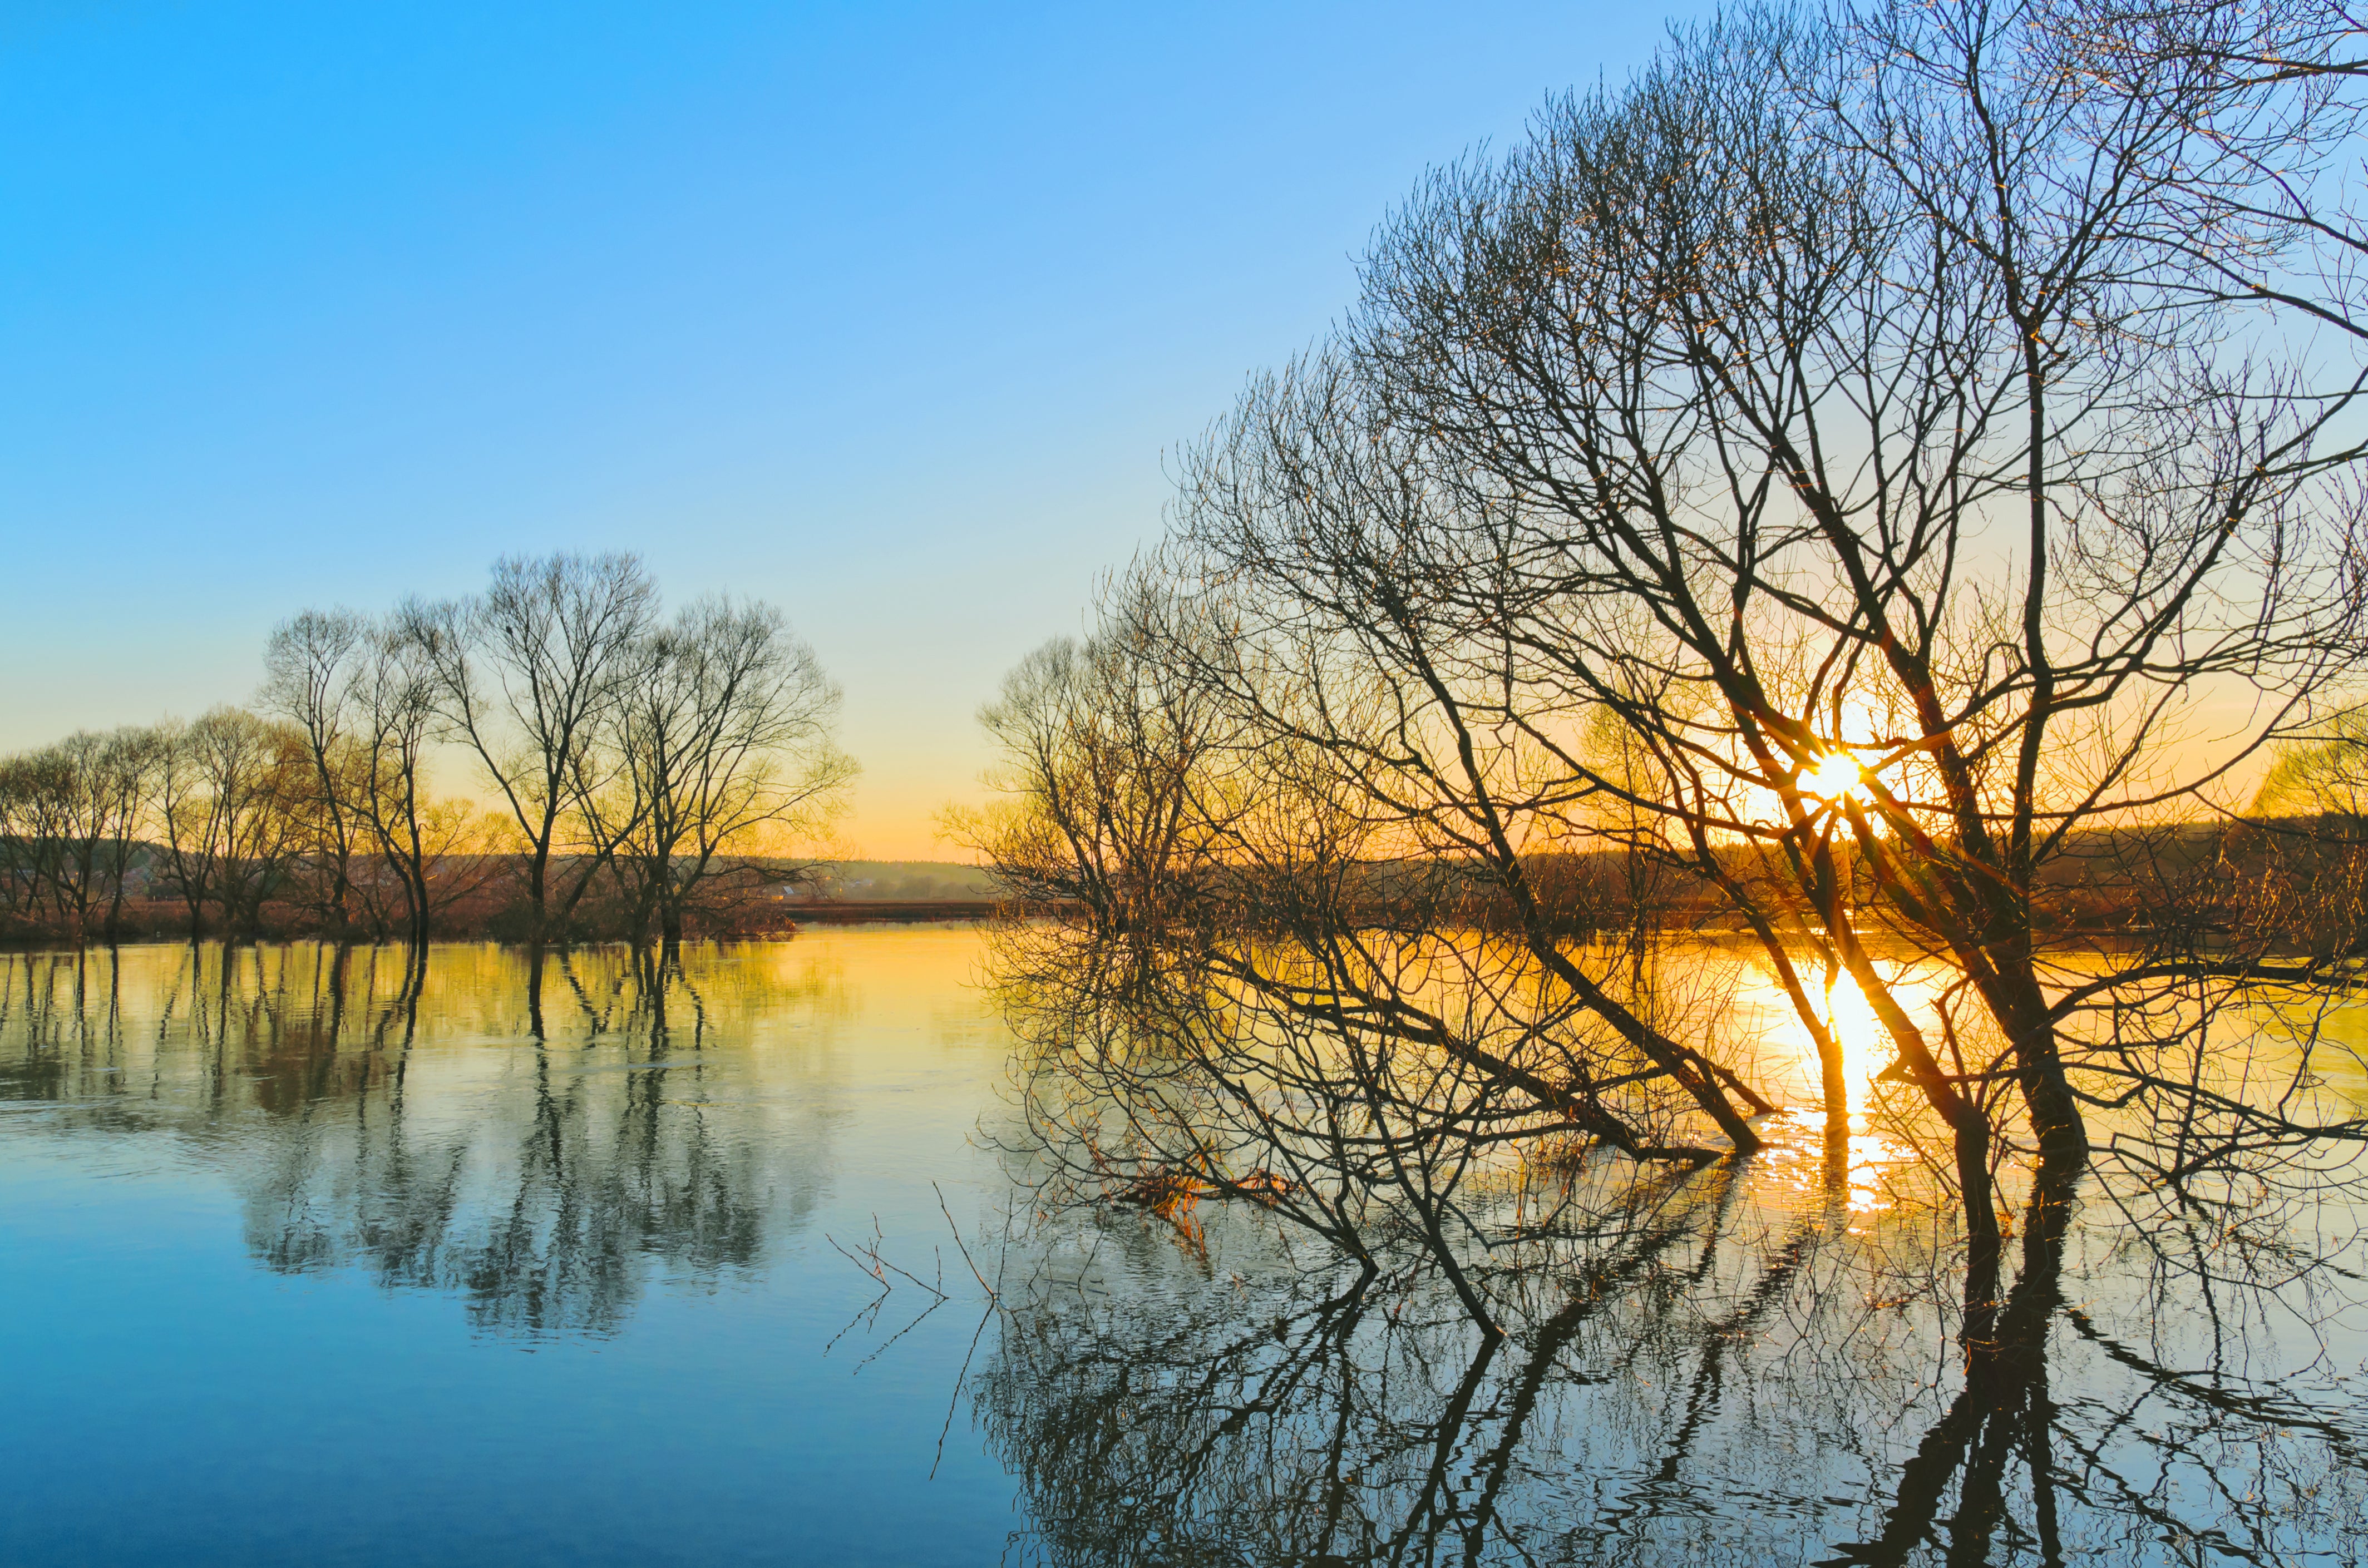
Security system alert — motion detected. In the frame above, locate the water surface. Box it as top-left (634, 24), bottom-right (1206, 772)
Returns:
top-left (2, 932), bottom-right (2362, 1566)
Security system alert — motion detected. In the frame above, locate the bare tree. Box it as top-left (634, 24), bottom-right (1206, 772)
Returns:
top-left (0, 727), bottom-right (162, 940)
top-left (960, 582), bottom-right (1244, 935)
top-left (9, 560), bottom-right (843, 948)
top-left (156, 709), bottom-right (308, 938)
top-left (1331, 0), bottom-right (2368, 1262)
top-left (412, 552), bottom-right (657, 938)
top-left (262, 608), bottom-right (368, 933)
top-left (339, 614), bottom-right (499, 945)
top-left (606, 597), bottom-right (853, 953)
top-left (975, 0), bottom-right (2368, 1324)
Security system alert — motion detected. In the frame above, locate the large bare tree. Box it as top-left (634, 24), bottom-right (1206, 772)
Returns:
top-left (974, 0), bottom-right (2368, 1322)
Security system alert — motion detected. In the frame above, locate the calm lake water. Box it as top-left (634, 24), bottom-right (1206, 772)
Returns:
top-left (2, 931), bottom-right (2364, 1566)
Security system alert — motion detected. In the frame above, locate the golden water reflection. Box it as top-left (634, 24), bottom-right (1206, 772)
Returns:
top-left (1711, 953), bottom-right (1922, 1216)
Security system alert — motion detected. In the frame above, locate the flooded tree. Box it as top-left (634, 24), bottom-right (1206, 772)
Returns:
top-left (5, 553), bottom-right (847, 946)
top-left (344, 614), bottom-right (500, 946)
top-left (961, 591), bottom-right (1242, 936)
top-left (604, 596), bottom-right (854, 954)
top-left (258, 606), bottom-right (500, 946)
top-left (970, 0), bottom-right (2368, 1332)
top-left (409, 551), bottom-right (659, 938)
top-left (260, 609), bottom-right (371, 934)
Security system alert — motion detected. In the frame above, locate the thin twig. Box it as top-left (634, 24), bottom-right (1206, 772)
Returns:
top-left (936, 1181), bottom-right (999, 1298)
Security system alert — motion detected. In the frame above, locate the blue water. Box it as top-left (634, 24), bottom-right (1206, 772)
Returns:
top-left (0, 934), bottom-right (1037, 1567)
top-left (4, 932), bottom-right (2365, 1566)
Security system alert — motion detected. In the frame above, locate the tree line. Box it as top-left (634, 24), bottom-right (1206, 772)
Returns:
top-left (0, 552), bottom-right (851, 949)
top-left (964, 0), bottom-right (2368, 1330)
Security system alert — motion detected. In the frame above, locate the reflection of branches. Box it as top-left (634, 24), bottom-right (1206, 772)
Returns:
top-left (943, 1129), bottom-right (2368, 1568)
top-left (2062, 1308), bottom-right (2363, 1469)
top-left (1831, 1161), bottom-right (2080, 1566)
top-left (973, 1162), bottom-right (1784, 1566)
top-left (447, 958), bottom-right (766, 1337)
top-left (0, 941), bottom-right (836, 1342)
top-left (990, 919), bottom-right (1780, 1335)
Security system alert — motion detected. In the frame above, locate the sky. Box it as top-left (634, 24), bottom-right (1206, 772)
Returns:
top-left (0, 0), bottom-right (1710, 859)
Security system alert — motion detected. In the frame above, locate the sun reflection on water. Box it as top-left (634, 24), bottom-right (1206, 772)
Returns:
top-left (1718, 955), bottom-right (1921, 1217)
top-left (1821, 967), bottom-right (1886, 1116)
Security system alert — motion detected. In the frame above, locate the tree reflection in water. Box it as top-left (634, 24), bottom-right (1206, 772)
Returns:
top-left (949, 924), bottom-right (2368, 1567)
top-left (968, 1151), bottom-right (2365, 1566)
top-left (0, 941), bottom-right (843, 1339)
top-left (3, 938), bottom-right (2362, 1561)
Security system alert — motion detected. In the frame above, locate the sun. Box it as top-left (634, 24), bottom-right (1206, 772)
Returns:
top-left (1798, 751), bottom-right (1871, 805)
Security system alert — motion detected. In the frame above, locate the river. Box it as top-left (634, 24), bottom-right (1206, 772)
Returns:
top-left (1, 931), bottom-right (2361, 1566)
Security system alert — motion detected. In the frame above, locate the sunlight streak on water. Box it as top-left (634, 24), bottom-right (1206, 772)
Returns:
top-left (1820, 967), bottom-right (1886, 1116)
top-left (1718, 949), bottom-right (1901, 1116)
top-left (1716, 954), bottom-right (1921, 1214)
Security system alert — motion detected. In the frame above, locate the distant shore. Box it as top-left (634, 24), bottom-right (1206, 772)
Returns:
top-left (786, 899), bottom-right (998, 923)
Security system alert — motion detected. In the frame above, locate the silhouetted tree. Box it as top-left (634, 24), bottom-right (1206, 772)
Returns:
top-left (410, 552), bottom-right (658, 938)
top-left (605, 596), bottom-right (853, 953)
top-left (974, 0), bottom-right (2368, 1324)
top-left (156, 709), bottom-right (308, 938)
top-left (260, 607), bottom-right (369, 933)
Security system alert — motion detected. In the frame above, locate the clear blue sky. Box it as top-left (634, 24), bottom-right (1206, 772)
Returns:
top-left (1, 0), bottom-right (1707, 856)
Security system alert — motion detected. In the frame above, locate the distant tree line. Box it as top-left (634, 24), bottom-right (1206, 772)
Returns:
top-left (0, 552), bottom-right (852, 948)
